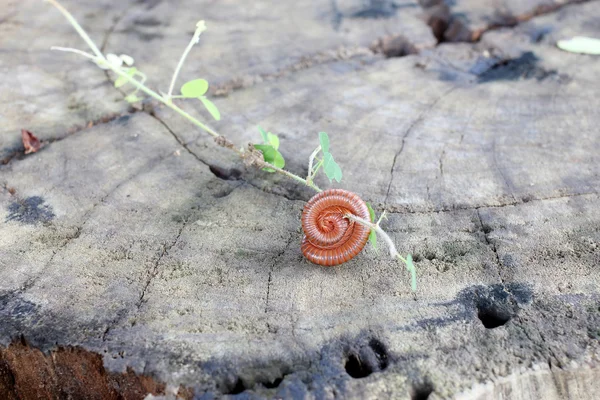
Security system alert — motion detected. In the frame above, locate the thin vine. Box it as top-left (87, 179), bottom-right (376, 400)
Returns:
top-left (42, 0), bottom-right (417, 291)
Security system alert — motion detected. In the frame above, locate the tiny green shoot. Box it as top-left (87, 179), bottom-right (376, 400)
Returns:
top-left (114, 67), bottom-right (138, 88)
top-left (254, 126), bottom-right (285, 172)
top-left (319, 131), bottom-right (329, 153)
top-left (366, 202), bottom-right (377, 251)
top-left (316, 132), bottom-right (342, 183)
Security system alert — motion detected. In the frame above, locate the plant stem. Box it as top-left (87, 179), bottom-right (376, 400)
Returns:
top-left (47, 0), bottom-right (322, 193)
top-left (109, 61), bottom-right (222, 138)
top-left (307, 145), bottom-right (321, 181)
top-left (50, 46), bottom-right (96, 60)
top-left (345, 214), bottom-right (399, 259)
top-left (266, 164), bottom-right (322, 192)
top-left (46, 0), bottom-right (414, 290)
top-left (166, 21), bottom-right (206, 102)
top-left (53, 47), bottom-right (321, 191)
top-left (44, 0), bottom-right (105, 59)
top-left (312, 159), bottom-right (324, 179)
top-left (345, 213), bottom-right (416, 291)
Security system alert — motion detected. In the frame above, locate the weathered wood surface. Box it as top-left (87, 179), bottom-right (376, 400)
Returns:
top-left (1, 0), bottom-right (599, 399)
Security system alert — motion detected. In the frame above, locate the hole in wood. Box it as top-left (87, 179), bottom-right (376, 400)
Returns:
top-left (411, 382), bottom-right (434, 400)
top-left (477, 305), bottom-right (511, 329)
top-left (345, 353), bottom-right (373, 379)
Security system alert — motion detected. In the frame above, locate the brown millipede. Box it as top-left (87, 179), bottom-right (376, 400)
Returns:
top-left (301, 189), bottom-right (371, 266)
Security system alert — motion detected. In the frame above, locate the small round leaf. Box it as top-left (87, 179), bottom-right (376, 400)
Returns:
top-left (319, 132), bottom-right (330, 153)
top-left (253, 144), bottom-right (285, 172)
top-left (181, 79), bottom-right (209, 98)
top-left (333, 162), bottom-right (342, 183)
top-left (199, 96), bottom-right (221, 121)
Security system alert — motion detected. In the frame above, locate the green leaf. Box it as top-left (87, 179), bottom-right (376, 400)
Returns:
top-left (253, 144), bottom-right (274, 157)
top-left (557, 36), bottom-right (600, 55)
top-left (369, 230), bottom-right (377, 251)
top-left (271, 150), bottom-right (285, 169)
top-left (258, 126), bottom-right (269, 143)
top-left (267, 132), bottom-right (279, 150)
top-left (114, 67), bottom-right (137, 88)
top-left (319, 132), bottom-right (330, 153)
top-left (199, 96), bottom-right (221, 121)
top-left (323, 152), bottom-right (342, 183)
top-left (181, 79), bottom-right (209, 98)
top-left (323, 152), bottom-right (335, 181)
top-left (406, 254), bottom-right (417, 292)
top-left (115, 77), bottom-right (127, 88)
top-left (333, 162), bottom-right (342, 183)
top-left (366, 202), bottom-right (376, 223)
top-left (253, 144), bottom-right (285, 172)
top-left (366, 203), bottom-right (377, 250)
top-left (365, 202), bottom-right (377, 250)
top-left (124, 94), bottom-right (142, 103)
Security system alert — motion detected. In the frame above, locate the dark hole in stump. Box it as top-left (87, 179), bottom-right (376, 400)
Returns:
top-left (209, 165), bottom-right (242, 181)
top-left (411, 382), bottom-right (434, 400)
top-left (345, 338), bottom-right (390, 379)
top-left (225, 378), bottom-right (246, 395)
top-left (345, 353), bottom-right (373, 379)
top-left (477, 305), bottom-right (511, 329)
top-left (262, 377), bottom-right (283, 389)
top-left (369, 339), bottom-right (389, 370)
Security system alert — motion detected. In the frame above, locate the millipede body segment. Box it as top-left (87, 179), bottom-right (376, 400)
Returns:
top-left (301, 189), bottom-right (371, 266)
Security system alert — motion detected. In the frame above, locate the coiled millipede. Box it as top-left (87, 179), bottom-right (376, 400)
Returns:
top-left (301, 189), bottom-right (371, 266)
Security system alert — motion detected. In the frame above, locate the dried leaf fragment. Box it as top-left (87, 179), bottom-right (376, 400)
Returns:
top-left (21, 129), bottom-right (41, 154)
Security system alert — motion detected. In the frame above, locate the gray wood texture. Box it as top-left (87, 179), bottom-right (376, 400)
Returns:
top-left (1, 0), bottom-right (599, 398)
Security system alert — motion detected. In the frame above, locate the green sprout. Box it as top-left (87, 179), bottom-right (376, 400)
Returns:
top-left (318, 132), bottom-right (342, 183)
top-left (366, 202), bottom-right (378, 252)
top-left (253, 126), bottom-right (285, 172)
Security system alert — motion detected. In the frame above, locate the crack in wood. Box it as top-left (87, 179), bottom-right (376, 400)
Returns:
top-left (137, 218), bottom-right (189, 308)
top-left (212, 46), bottom-right (375, 97)
top-left (492, 139), bottom-right (517, 203)
top-left (148, 111), bottom-right (211, 168)
top-left (468, 0), bottom-right (594, 42)
top-left (265, 232), bottom-right (296, 315)
top-left (419, 0), bottom-right (594, 43)
top-left (476, 208), bottom-right (505, 285)
top-left (103, 217), bottom-right (189, 342)
top-left (384, 86), bottom-right (457, 206)
top-left (0, 112), bottom-right (137, 169)
top-left (149, 111), bottom-right (308, 201)
top-left (376, 191), bottom-right (599, 216)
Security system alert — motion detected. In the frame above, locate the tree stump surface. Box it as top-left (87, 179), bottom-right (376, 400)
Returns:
top-left (1, 0), bottom-right (599, 399)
